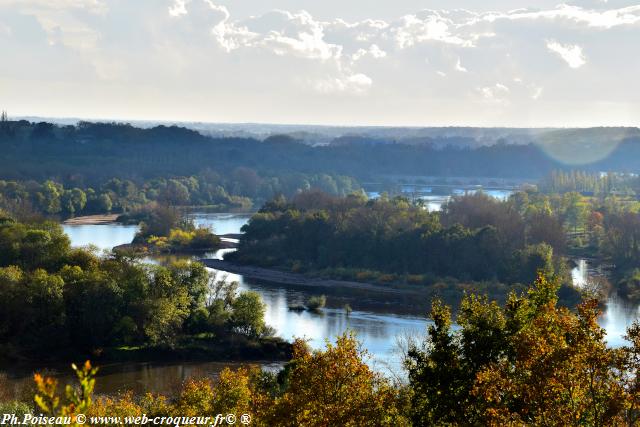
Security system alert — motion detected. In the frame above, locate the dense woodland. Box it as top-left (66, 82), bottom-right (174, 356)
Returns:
top-left (0, 210), bottom-right (287, 360)
top-left (3, 120), bottom-right (640, 185)
top-left (540, 170), bottom-right (640, 195)
top-left (0, 172), bottom-right (359, 218)
top-left (230, 191), bottom-right (575, 302)
top-left (4, 120), bottom-right (640, 218)
top-left (231, 189), bottom-right (640, 307)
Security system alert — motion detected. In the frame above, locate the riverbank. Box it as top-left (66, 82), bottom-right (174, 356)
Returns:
top-left (63, 214), bottom-right (120, 225)
top-left (0, 334), bottom-right (292, 367)
top-left (201, 259), bottom-right (409, 295)
top-left (100, 335), bottom-right (292, 363)
top-left (202, 259), bottom-right (586, 314)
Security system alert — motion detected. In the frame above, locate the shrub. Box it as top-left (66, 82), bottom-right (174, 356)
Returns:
top-left (306, 295), bottom-right (326, 311)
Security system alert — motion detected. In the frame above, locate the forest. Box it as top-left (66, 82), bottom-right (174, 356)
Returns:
top-left (3, 120), bottom-right (640, 186)
top-left (229, 188), bottom-right (640, 307)
top-left (0, 210), bottom-right (288, 361)
top-left (0, 172), bottom-right (359, 218)
top-left (229, 191), bottom-right (575, 302)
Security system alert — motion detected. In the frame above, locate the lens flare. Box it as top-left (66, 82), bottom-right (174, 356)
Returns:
top-left (536, 128), bottom-right (639, 166)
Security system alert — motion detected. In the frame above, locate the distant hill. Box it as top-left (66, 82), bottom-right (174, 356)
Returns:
top-left (17, 117), bottom-right (639, 151)
top-left (2, 119), bottom-right (640, 185)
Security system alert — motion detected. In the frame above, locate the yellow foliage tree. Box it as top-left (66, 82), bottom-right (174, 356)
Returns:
top-left (264, 334), bottom-right (409, 426)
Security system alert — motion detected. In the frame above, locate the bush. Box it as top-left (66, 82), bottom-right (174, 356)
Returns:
top-left (306, 295), bottom-right (326, 311)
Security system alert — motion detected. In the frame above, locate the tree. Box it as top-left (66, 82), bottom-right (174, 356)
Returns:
top-left (61, 188), bottom-right (87, 216)
top-left (40, 181), bottom-right (62, 214)
top-left (563, 191), bottom-right (588, 232)
top-left (266, 334), bottom-right (409, 426)
top-left (161, 180), bottom-right (190, 205)
top-left (406, 300), bottom-right (468, 425)
top-left (230, 291), bottom-right (267, 338)
top-left (98, 193), bottom-right (113, 212)
top-left (407, 274), bottom-right (631, 425)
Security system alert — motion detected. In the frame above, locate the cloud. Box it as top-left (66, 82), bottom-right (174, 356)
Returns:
top-left (1, 0), bottom-right (639, 126)
top-left (352, 44), bottom-right (387, 61)
top-left (480, 4), bottom-right (640, 29)
top-left (478, 83), bottom-right (510, 103)
top-left (455, 57), bottom-right (468, 72)
top-left (169, 0), bottom-right (188, 17)
top-left (532, 87), bottom-right (543, 100)
top-left (313, 73), bottom-right (373, 94)
top-left (393, 12), bottom-right (477, 48)
top-left (212, 13), bottom-right (257, 52)
top-left (3, 0), bottom-right (107, 13)
top-left (546, 40), bottom-right (587, 68)
top-left (258, 11), bottom-right (342, 60)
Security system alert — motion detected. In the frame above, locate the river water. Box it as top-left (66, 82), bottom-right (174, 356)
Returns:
top-left (366, 186), bottom-right (513, 211)
top-left (4, 209), bottom-right (638, 396)
top-left (0, 213), bottom-right (426, 395)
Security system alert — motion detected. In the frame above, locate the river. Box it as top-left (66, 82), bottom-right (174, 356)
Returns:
top-left (4, 209), bottom-right (638, 396)
top-left (1, 213), bottom-right (427, 396)
top-left (366, 186), bottom-right (513, 211)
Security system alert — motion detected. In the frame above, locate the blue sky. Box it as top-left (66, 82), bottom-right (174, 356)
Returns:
top-left (1, 0), bottom-right (639, 126)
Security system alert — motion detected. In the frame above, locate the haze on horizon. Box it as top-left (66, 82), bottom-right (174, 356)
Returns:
top-left (1, 0), bottom-right (639, 127)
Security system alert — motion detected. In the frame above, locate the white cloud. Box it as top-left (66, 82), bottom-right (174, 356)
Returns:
top-left (455, 57), bottom-right (468, 72)
top-left (313, 73), bottom-right (373, 94)
top-left (1, 0), bottom-right (639, 126)
top-left (481, 4), bottom-right (640, 29)
top-left (212, 16), bottom-right (257, 52)
top-left (169, 0), bottom-right (188, 17)
top-left (479, 83), bottom-right (510, 102)
top-left (532, 87), bottom-right (543, 100)
top-left (546, 40), bottom-right (586, 68)
top-left (3, 0), bottom-right (107, 13)
top-left (260, 13), bottom-right (342, 61)
top-left (393, 12), bottom-right (475, 48)
top-left (352, 44), bottom-right (387, 61)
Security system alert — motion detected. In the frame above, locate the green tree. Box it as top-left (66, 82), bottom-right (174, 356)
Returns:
top-left (230, 291), bottom-right (267, 338)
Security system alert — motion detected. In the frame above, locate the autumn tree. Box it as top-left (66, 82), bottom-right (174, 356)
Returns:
top-left (407, 274), bottom-right (633, 426)
top-left (265, 334), bottom-right (409, 426)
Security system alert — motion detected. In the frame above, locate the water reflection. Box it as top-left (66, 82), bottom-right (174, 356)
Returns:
top-left (367, 187), bottom-right (513, 211)
top-left (2, 360), bottom-right (284, 397)
top-left (571, 259), bottom-right (640, 347)
top-left (62, 224), bottom-right (138, 251)
top-left (205, 248), bottom-right (429, 375)
top-left (59, 214), bottom-right (429, 379)
top-left (189, 213), bottom-right (252, 235)
top-left (600, 295), bottom-right (639, 347)
top-left (55, 214), bottom-right (640, 386)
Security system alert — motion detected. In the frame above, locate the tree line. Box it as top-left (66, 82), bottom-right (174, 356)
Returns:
top-left (229, 191), bottom-right (579, 305)
top-left (0, 171), bottom-right (360, 218)
top-left (540, 170), bottom-right (639, 196)
top-left (3, 121), bottom-right (640, 187)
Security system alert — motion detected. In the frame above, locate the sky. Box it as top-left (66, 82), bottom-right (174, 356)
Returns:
top-left (0, 0), bottom-right (639, 127)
